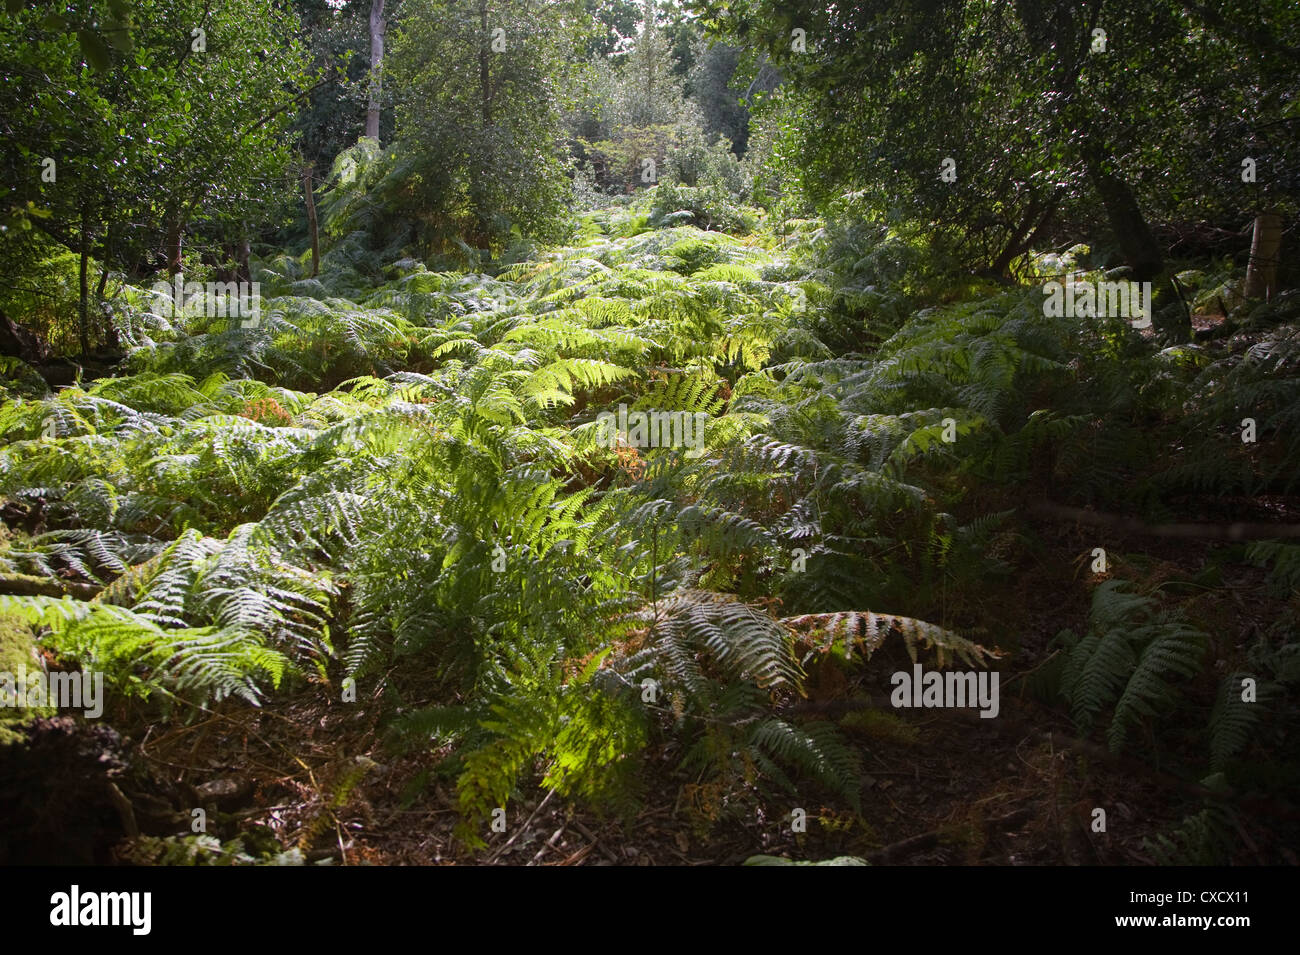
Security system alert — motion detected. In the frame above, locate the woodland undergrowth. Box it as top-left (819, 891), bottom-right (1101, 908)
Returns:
top-left (2, 190), bottom-right (1297, 858)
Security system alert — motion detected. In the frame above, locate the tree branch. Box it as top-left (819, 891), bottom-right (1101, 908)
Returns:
top-left (1026, 501), bottom-right (1300, 540)
top-left (0, 573), bottom-right (102, 601)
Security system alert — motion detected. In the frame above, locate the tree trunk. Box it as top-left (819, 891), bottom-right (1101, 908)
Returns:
top-left (987, 189), bottom-right (1061, 277)
top-left (238, 230), bottom-right (251, 283)
top-left (1244, 210), bottom-right (1283, 300)
top-left (365, 0), bottom-right (385, 142)
top-left (304, 162), bottom-right (320, 278)
top-left (1081, 137), bottom-right (1163, 282)
top-left (95, 220), bottom-right (112, 300)
top-left (643, 0), bottom-right (656, 113)
top-left (478, 0), bottom-right (491, 125)
top-left (474, 0), bottom-right (493, 248)
top-left (78, 207), bottom-right (91, 355)
top-left (165, 217), bottom-right (183, 276)
top-left (0, 310), bottom-right (49, 363)
top-left (1009, 3), bottom-right (1163, 283)
top-left (95, 233), bottom-right (117, 352)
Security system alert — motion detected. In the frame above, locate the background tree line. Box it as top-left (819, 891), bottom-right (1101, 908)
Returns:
top-left (1, 0), bottom-right (1296, 361)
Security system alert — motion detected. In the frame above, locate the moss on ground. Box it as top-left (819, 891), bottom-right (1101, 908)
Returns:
top-left (0, 612), bottom-right (53, 744)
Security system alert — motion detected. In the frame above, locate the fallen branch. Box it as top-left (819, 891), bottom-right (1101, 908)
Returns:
top-left (528, 823), bottom-right (567, 866)
top-left (867, 808), bottom-right (1033, 864)
top-left (1026, 501), bottom-right (1300, 540)
top-left (0, 573), bottom-right (101, 601)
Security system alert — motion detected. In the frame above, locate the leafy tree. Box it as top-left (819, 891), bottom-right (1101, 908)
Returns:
top-left (292, 0), bottom-right (389, 166)
top-left (581, 0), bottom-right (639, 59)
top-left (618, 0), bottom-right (686, 126)
top-left (696, 0), bottom-right (1298, 291)
top-left (687, 41), bottom-right (752, 153)
top-left (1, 0), bottom-right (315, 352)
top-left (385, 0), bottom-right (586, 250)
top-left (567, 1), bottom-right (713, 194)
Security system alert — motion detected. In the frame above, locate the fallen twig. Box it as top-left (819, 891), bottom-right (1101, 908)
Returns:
top-left (571, 819), bottom-right (619, 863)
top-left (485, 789), bottom-right (555, 863)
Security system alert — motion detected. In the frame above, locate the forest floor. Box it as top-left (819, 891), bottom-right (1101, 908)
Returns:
top-left (105, 511), bottom-right (1294, 866)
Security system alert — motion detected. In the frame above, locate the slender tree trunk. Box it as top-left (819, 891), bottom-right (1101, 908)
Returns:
top-left (643, 0), bottom-right (656, 115)
top-left (95, 250), bottom-right (110, 300)
top-left (78, 206), bottom-right (91, 355)
top-left (988, 189), bottom-right (1061, 277)
top-left (1244, 210), bottom-right (1283, 300)
top-left (365, 0), bottom-right (385, 142)
top-left (474, 0), bottom-right (493, 248)
top-left (95, 221), bottom-right (112, 298)
top-left (478, 0), bottom-right (491, 125)
top-left (95, 228), bottom-right (117, 352)
top-left (238, 229), bottom-right (251, 283)
top-left (304, 162), bottom-right (320, 278)
top-left (165, 216), bottom-right (183, 276)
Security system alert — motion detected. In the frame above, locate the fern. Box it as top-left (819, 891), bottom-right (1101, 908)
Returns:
top-left (1056, 580), bottom-right (1208, 754)
top-left (9, 190), bottom-right (1285, 849)
top-left (1144, 803), bottom-right (1238, 866)
top-left (748, 718), bottom-right (862, 810)
top-left (782, 609), bottom-right (996, 669)
top-left (1207, 670), bottom-right (1268, 772)
top-left (1246, 541), bottom-right (1300, 596)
